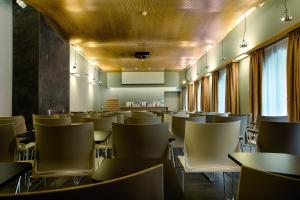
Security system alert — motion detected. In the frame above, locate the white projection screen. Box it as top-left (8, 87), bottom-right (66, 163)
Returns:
top-left (122, 72), bottom-right (165, 84)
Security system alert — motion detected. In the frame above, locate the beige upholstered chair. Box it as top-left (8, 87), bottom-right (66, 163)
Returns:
top-left (0, 124), bottom-right (17, 162)
top-left (178, 121), bottom-right (240, 192)
top-left (0, 164), bottom-right (163, 200)
top-left (125, 116), bottom-right (161, 125)
top-left (237, 166), bottom-right (300, 200)
top-left (257, 121), bottom-right (300, 156)
top-left (33, 117), bottom-right (71, 126)
top-left (33, 123), bottom-right (95, 178)
top-left (214, 115), bottom-right (248, 150)
top-left (0, 116), bottom-right (34, 160)
top-left (71, 114), bottom-right (91, 123)
top-left (112, 123), bottom-right (169, 159)
top-left (171, 116), bottom-right (206, 148)
top-left (57, 113), bottom-right (73, 118)
top-left (247, 115), bottom-right (289, 151)
top-left (32, 114), bottom-right (59, 123)
top-left (84, 116), bottom-right (117, 157)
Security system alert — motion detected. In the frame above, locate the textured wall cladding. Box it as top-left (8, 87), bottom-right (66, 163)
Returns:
top-left (12, 3), bottom-right (39, 123)
top-left (38, 16), bottom-right (70, 114)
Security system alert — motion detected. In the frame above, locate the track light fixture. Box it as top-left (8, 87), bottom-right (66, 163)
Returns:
top-left (16, 0), bottom-right (27, 8)
top-left (281, 0), bottom-right (292, 22)
top-left (240, 11), bottom-right (249, 48)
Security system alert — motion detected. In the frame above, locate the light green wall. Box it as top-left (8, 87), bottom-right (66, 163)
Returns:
top-left (106, 71), bottom-right (181, 88)
top-left (69, 47), bottom-right (102, 112)
top-left (187, 0), bottom-right (300, 79)
top-left (0, 0), bottom-right (12, 116)
top-left (186, 0), bottom-right (300, 113)
top-left (101, 71), bottom-right (182, 106)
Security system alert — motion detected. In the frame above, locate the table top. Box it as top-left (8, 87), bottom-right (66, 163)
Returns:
top-left (0, 162), bottom-right (32, 188)
top-left (229, 152), bottom-right (300, 178)
top-left (92, 158), bottom-right (184, 200)
top-left (94, 131), bottom-right (111, 143)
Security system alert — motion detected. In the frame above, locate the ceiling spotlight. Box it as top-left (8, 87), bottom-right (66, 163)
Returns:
top-left (141, 11), bottom-right (148, 16)
top-left (16, 0), bottom-right (27, 8)
top-left (182, 80), bottom-right (187, 84)
top-left (281, 0), bottom-right (292, 22)
top-left (240, 11), bottom-right (249, 48)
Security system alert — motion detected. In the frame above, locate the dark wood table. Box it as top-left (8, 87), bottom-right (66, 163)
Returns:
top-left (228, 152), bottom-right (300, 178)
top-left (0, 162), bottom-right (32, 188)
top-left (92, 158), bottom-right (184, 200)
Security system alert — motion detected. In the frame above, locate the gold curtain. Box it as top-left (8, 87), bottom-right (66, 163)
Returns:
top-left (249, 49), bottom-right (264, 121)
top-left (225, 62), bottom-right (240, 114)
top-left (188, 83), bottom-right (195, 112)
top-left (201, 77), bottom-right (210, 112)
top-left (287, 29), bottom-right (300, 122)
top-left (194, 81), bottom-right (199, 111)
top-left (211, 72), bottom-right (219, 112)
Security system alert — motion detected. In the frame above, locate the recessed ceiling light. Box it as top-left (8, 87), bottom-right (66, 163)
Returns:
top-left (141, 11), bottom-right (147, 16)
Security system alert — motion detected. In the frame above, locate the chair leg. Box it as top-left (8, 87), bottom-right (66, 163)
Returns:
top-left (181, 169), bottom-right (185, 192)
top-left (171, 147), bottom-right (176, 168)
top-left (15, 176), bottom-right (22, 194)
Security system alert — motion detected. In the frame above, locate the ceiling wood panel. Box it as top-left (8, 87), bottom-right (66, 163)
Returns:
top-left (26, 0), bottom-right (264, 71)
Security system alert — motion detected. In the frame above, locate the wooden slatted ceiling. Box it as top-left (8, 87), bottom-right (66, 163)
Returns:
top-left (25, 0), bottom-right (264, 71)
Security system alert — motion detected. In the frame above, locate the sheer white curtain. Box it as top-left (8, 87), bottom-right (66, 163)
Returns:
top-left (197, 81), bottom-right (201, 111)
top-left (262, 38), bottom-right (288, 116)
top-left (218, 68), bottom-right (226, 113)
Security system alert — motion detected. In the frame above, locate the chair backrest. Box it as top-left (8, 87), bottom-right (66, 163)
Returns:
top-left (237, 166), bottom-right (300, 200)
top-left (184, 121), bottom-right (240, 168)
top-left (256, 115), bottom-right (289, 130)
top-left (125, 116), bottom-right (161, 125)
top-left (131, 111), bottom-right (156, 117)
top-left (229, 113), bottom-right (252, 127)
top-left (0, 164), bottom-right (164, 200)
top-left (215, 115), bottom-right (248, 141)
top-left (163, 114), bottom-right (173, 132)
top-left (0, 124), bottom-right (17, 162)
top-left (257, 121), bottom-right (300, 156)
top-left (205, 112), bottom-right (230, 123)
top-left (84, 116), bottom-right (117, 132)
top-left (33, 117), bottom-right (72, 126)
top-left (33, 123), bottom-right (95, 177)
top-left (172, 116), bottom-right (206, 140)
top-left (0, 115), bottom-right (27, 135)
top-left (112, 123), bottom-right (169, 158)
top-left (71, 114), bottom-right (91, 123)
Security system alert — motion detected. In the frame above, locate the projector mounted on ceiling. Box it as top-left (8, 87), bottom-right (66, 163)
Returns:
top-left (135, 52), bottom-right (150, 59)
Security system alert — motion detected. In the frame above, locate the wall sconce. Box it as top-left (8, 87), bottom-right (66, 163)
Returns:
top-left (71, 50), bottom-right (80, 77)
top-left (240, 11), bottom-right (249, 48)
top-left (182, 79), bottom-right (187, 84)
top-left (281, 0), bottom-right (292, 22)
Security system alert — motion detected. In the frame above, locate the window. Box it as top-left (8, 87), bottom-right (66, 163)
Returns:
top-left (262, 38), bottom-right (288, 116)
top-left (218, 68), bottom-right (226, 113)
top-left (197, 81), bottom-right (201, 111)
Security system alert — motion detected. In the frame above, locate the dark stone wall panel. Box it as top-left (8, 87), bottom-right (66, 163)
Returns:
top-left (12, 3), bottom-right (39, 123)
top-left (38, 17), bottom-right (70, 114)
